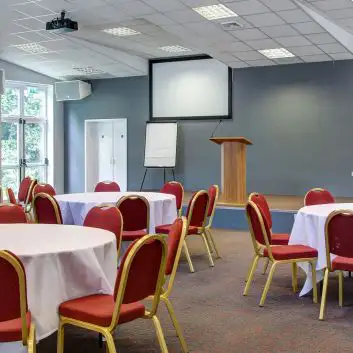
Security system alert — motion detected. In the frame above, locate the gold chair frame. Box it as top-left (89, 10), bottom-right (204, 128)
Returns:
top-left (116, 195), bottom-right (150, 236)
top-left (32, 192), bottom-right (63, 224)
top-left (57, 235), bottom-right (168, 353)
top-left (0, 250), bottom-right (36, 353)
top-left (244, 201), bottom-right (318, 307)
top-left (319, 209), bottom-right (353, 320)
top-left (23, 178), bottom-right (37, 214)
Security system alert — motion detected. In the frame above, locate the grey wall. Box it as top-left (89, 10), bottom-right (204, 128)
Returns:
top-left (64, 60), bottom-right (353, 197)
top-left (0, 60), bottom-right (65, 193)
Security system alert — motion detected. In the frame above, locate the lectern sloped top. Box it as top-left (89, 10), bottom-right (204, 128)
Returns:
top-left (209, 137), bottom-right (253, 145)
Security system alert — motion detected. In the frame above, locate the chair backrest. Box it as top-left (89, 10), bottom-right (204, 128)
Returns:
top-left (0, 204), bottom-right (27, 223)
top-left (207, 184), bottom-right (219, 218)
top-left (32, 193), bottom-right (63, 224)
top-left (246, 201), bottom-right (272, 252)
top-left (83, 204), bottom-right (123, 256)
top-left (18, 177), bottom-right (37, 205)
top-left (325, 210), bottom-right (353, 271)
top-left (160, 181), bottom-right (184, 214)
top-left (33, 183), bottom-right (56, 197)
top-left (116, 195), bottom-right (149, 232)
top-left (111, 235), bottom-right (167, 328)
top-left (186, 190), bottom-right (209, 228)
top-left (304, 188), bottom-right (335, 206)
top-left (248, 192), bottom-right (272, 229)
top-left (94, 181), bottom-right (120, 192)
top-left (7, 188), bottom-right (17, 205)
top-left (0, 250), bottom-right (29, 345)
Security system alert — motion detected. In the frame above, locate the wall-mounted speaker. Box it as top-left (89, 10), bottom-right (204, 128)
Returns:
top-left (0, 69), bottom-right (4, 95)
top-left (55, 80), bottom-right (91, 101)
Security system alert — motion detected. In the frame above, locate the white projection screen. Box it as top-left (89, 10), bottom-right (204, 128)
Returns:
top-left (150, 57), bottom-right (231, 120)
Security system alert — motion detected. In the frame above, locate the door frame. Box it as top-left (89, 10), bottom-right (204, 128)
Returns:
top-left (84, 118), bottom-right (127, 192)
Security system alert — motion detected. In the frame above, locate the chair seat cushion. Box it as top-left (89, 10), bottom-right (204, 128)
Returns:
top-left (332, 256), bottom-right (353, 271)
top-left (187, 226), bottom-right (199, 235)
top-left (122, 230), bottom-right (147, 241)
top-left (271, 233), bottom-right (290, 245)
top-left (59, 294), bottom-right (145, 327)
top-left (155, 224), bottom-right (172, 234)
top-left (0, 312), bottom-right (31, 342)
top-left (264, 245), bottom-right (318, 260)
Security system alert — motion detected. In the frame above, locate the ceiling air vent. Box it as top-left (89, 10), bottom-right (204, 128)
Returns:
top-left (221, 19), bottom-right (244, 30)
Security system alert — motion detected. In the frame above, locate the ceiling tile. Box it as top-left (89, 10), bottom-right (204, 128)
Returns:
top-left (330, 52), bottom-right (353, 60)
top-left (301, 54), bottom-right (332, 62)
top-left (11, 3), bottom-right (55, 17)
top-left (305, 33), bottom-right (336, 44)
top-left (277, 9), bottom-right (312, 23)
top-left (216, 52), bottom-right (239, 61)
top-left (121, 1), bottom-right (156, 16)
top-left (11, 31), bottom-right (52, 42)
top-left (228, 61), bottom-right (249, 68)
top-left (142, 0), bottom-right (185, 12)
top-left (245, 38), bottom-right (279, 49)
top-left (225, 1), bottom-right (271, 16)
top-left (259, 0), bottom-right (297, 11)
top-left (311, 0), bottom-right (353, 11)
top-left (217, 41), bottom-right (253, 51)
top-left (246, 58), bottom-right (275, 66)
top-left (260, 24), bottom-right (299, 37)
top-left (318, 43), bottom-right (348, 54)
top-left (14, 18), bottom-right (45, 31)
top-left (337, 18), bottom-right (353, 27)
top-left (274, 57), bottom-right (302, 64)
top-left (178, 0), bottom-right (220, 6)
top-left (287, 45), bottom-right (324, 56)
top-left (244, 12), bottom-right (285, 27)
top-left (292, 21), bottom-right (325, 34)
top-left (143, 13), bottom-right (176, 26)
top-left (234, 50), bottom-right (265, 60)
top-left (165, 8), bottom-right (204, 23)
top-left (275, 35), bottom-right (312, 47)
top-left (326, 8), bottom-right (353, 19)
top-left (231, 28), bottom-right (268, 40)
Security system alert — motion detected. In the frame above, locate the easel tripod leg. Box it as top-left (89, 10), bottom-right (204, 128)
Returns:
top-left (140, 168), bottom-right (148, 191)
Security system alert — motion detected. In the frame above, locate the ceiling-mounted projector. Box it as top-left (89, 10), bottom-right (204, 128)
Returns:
top-left (46, 10), bottom-right (78, 33)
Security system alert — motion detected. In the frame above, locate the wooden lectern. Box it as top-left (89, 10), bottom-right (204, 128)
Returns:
top-left (210, 137), bottom-right (253, 205)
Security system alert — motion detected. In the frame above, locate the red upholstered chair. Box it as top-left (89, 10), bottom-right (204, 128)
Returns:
top-left (83, 205), bottom-right (123, 257)
top-left (244, 201), bottom-right (318, 306)
top-left (0, 250), bottom-right (36, 351)
top-left (160, 181), bottom-right (184, 217)
top-left (57, 235), bottom-right (168, 353)
top-left (94, 181), bottom-right (120, 192)
top-left (248, 193), bottom-right (290, 278)
top-left (18, 177), bottom-right (37, 211)
top-left (0, 204), bottom-right (27, 224)
top-left (319, 210), bottom-right (353, 320)
top-left (32, 183), bottom-right (56, 197)
top-left (304, 188), bottom-right (335, 206)
top-left (116, 195), bottom-right (149, 242)
top-left (32, 193), bottom-right (63, 224)
top-left (156, 190), bottom-right (212, 273)
top-left (7, 188), bottom-right (18, 205)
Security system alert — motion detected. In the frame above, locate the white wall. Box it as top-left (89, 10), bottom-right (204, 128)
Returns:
top-left (0, 59), bottom-right (64, 193)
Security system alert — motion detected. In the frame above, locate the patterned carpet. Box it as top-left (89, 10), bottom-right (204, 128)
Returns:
top-left (38, 229), bottom-right (353, 353)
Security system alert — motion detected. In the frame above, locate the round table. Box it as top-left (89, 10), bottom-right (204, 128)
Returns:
top-left (0, 224), bottom-right (117, 353)
top-left (290, 203), bottom-right (353, 296)
top-left (55, 192), bottom-right (178, 232)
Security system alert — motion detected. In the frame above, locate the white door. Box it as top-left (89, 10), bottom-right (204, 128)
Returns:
top-left (85, 119), bottom-right (127, 192)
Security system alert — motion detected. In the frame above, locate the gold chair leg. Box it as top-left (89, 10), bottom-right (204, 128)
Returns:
top-left (57, 320), bottom-right (65, 353)
top-left (259, 263), bottom-right (277, 307)
top-left (152, 315), bottom-right (169, 353)
top-left (206, 229), bottom-right (220, 259)
top-left (201, 232), bottom-right (214, 267)
top-left (311, 260), bottom-right (318, 304)
top-left (262, 258), bottom-right (270, 275)
top-left (292, 262), bottom-right (298, 293)
top-left (338, 271), bottom-right (344, 307)
top-left (183, 241), bottom-right (195, 273)
top-left (319, 268), bottom-right (329, 320)
top-left (103, 331), bottom-right (117, 353)
top-left (243, 255), bottom-right (260, 296)
top-left (28, 323), bottom-right (36, 353)
top-left (162, 297), bottom-right (188, 353)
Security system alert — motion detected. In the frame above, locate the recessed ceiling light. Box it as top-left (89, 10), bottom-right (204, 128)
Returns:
top-left (73, 66), bottom-right (105, 75)
top-left (159, 45), bottom-right (192, 53)
top-left (14, 43), bottom-right (51, 54)
top-left (193, 4), bottom-right (238, 21)
top-left (102, 27), bottom-right (141, 37)
top-left (258, 48), bottom-right (295, 59)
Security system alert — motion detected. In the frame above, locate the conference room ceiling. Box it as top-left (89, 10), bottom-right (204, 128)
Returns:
top-left (1, 0), bottom-right (353, 79)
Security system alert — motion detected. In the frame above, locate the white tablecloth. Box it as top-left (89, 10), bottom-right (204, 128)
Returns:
top-left (0, 224), bottom-right (117, 353)
top-left (290, 203), bottom-right (353, 296)
top-left (55, 192), bottom-right (178, 233)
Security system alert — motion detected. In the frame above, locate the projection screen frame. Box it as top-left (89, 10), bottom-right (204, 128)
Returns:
top-left (149, 55), bottom-right (232, 121)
